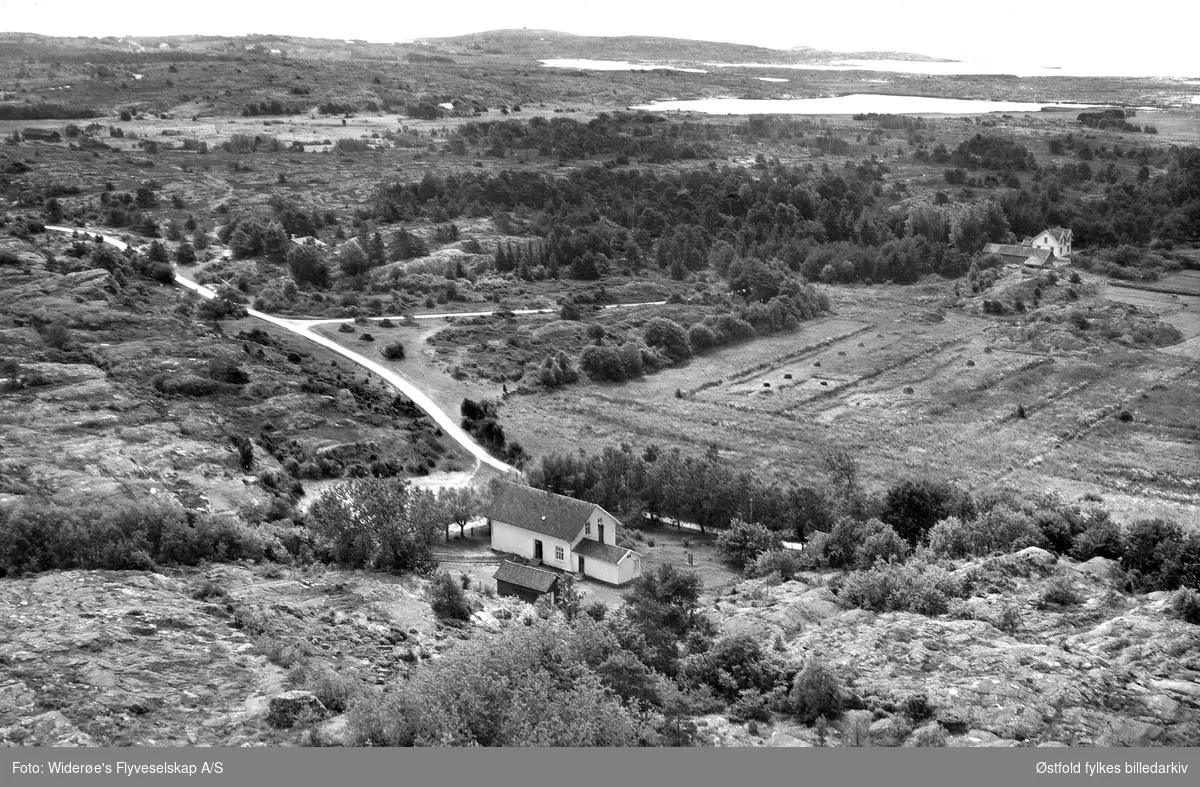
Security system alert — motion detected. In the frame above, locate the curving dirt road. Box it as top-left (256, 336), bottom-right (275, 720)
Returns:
top-left (45, 226), bottom-right (666, 482)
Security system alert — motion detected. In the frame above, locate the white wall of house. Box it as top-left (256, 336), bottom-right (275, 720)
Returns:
top-left (491, 520), bottom-right (575, 571)
top-left (617, 554), bottom-right (641, 585)
top-left (580, 555), bottom-right (620, 584)
top-left (581, 507), bottom-right (619, 545)
top-left (1031, 231), bottom-right (1070, 256)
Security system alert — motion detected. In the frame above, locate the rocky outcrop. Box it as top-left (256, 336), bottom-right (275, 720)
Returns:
top-left (712, 557), bottom-right (1200, 747)
top-left (0, 567), bottom-right (446, 746)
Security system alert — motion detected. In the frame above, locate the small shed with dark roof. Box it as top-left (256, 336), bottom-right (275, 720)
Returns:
top-left (493, 560), bottom-right (559, 605)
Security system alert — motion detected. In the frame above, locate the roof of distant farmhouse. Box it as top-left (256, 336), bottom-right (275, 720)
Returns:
top-left (983, 243), bottom-right (1053, 264)
top-left (484, 482), bottom-right (602, 541)
top-left (1041, 227), bottom-right (1073, 243)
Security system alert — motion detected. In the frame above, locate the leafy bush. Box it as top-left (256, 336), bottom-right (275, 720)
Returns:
top-left (856, 520), bottom-right (910, 568)
top-left (643, 317), bottom-right (693, 364)
top-left (302, 666), bottom-right (361, 713)
top-left (430, 571), bottom-right (472, 621)
top-left (688, 323), bottom-right (718, 353)
top-left (348, 618), bottom-right (665, 746)
top-left (306, 478), bottom-right (443, 574)
top-left (580, 344), bottom-right (628, 382)
top-left (1121, 518), bottom-right (1183, 589)
top-left (381, 340), bottom-right (405, 360)
top-left (1069, 510), bottom-right (1124, 561)
top-left (882, 478), bottom-right (974, 547)
top-left (927, 507), bottom-right (1045, 558)
top-left (838, 559), bottom-right (970, 616)
top-left (679, 633), bottom-right (786, 702)
top-left (537, 352), bottom-right (579, 388)
top-left (715, 519), bottom-right (781, 569)
top-left (901, 693), bottom-right (935, 723)
top-left (789, 660), bottom-right (844, 724)
top-left (728, 688), bottom-right (772, 723)
top-left (1038, 575), bottom-right (1081, 608)
top-left (1171, 588), bottom-right (1200, 625)
top-left (993, 602), bottom-right (1022, 634)
top-left (817, 518), bottom-right (906, 570)
top-left (0, 498), bottom-right (282, 575)
top-left (747, 548), bottom-right (806, 580)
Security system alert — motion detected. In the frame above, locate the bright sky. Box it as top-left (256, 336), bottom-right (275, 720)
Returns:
top-left (1, 0), bottom-right (1195, 76)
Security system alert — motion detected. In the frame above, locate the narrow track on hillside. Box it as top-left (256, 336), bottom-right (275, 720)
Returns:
top-left (45, 226), bottom-right (664, 488)
top-left (46, 225), bottom-right (516, 480)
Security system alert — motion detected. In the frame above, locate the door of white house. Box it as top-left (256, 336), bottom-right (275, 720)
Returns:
top-left (534, 540), bottom-right (543, 560)
top-left (578, 555), bottom-right (585, 574)
top-left (598, 524), bottom-right (605, 544)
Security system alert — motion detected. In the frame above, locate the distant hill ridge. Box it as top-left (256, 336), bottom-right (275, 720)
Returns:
top-left (419, 29), bottom-right (952, 64)
top-left (0, 29), bottom-right (952, 65)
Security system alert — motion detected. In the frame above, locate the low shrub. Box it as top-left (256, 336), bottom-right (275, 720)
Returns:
top-left (302, 666), bottom-right (361, 713)
top-left (0, 498), bottom-right (283, 575)
top-left (192, 579), bottom-right (229, 602)
top-left (1171, 588), bottom-right (1200, 625)
top-left (838, 559), bottom-right (969, 616)
top-left (901, 692), bottom-right (935, 723)
top-left (1038, 575), bottom-right (1081, 608)
top-left (927, 507), bottom-right (1045, 558)
top-left (728, 688), bottom-right (772, 723)
top-left (430, 571), bottom-right (472, 621)
top-left (789, 660), bottom-right (844, 724)
top-left (679, 633), bottom-right (787, 702)
top-left (747, 548), bottom-right (806, 580)
top-left (1119, 517), bottom-right (1200, 591)
top-left (1069, 510), bottom-right (1124, 561)
top-left (715, 519), bottom-right (781, 570)
top-left (380, 340), bottom-right (405, 360)
top-left (993, 602), bottom-right (1022, 634)
top-left (818, 518), bottom-right (907, 570)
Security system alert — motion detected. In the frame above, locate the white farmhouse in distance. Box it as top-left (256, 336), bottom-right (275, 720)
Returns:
top-left (1028, 227), bottom-right (1073, 258)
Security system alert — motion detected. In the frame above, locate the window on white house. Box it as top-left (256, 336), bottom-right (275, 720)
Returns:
top-left (585, 521), bottom-right (591, 535)
top-left (634, 558), bottom-right (640, 573)
top-left (555, 546), bottom-right (564, 561)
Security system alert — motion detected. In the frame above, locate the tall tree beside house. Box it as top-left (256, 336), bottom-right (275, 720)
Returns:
top-left (287, 241), bottom-right (330, 288)
top-left (337, 239), bottom-right (370, 278)
top-left (439, 485), bottom-right (492, 540)
top-left (620, 563), bottom-right (704, 675)
top-left (307, 477), bottom-right (445, 574)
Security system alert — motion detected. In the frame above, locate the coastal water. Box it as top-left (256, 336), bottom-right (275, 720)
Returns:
top-left (542, 57), bottom-right (1197, 80)
top-left (632, 94), bottom-right (1094, 115)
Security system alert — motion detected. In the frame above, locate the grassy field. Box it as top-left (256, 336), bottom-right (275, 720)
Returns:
top-left (311, 258), bottom-right (1199, 527)
top-left (491, 270), bottom-right (1200, 523)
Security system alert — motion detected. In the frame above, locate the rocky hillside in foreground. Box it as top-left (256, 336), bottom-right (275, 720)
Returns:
top-left (2, 545), bottom-right (1196, 747)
